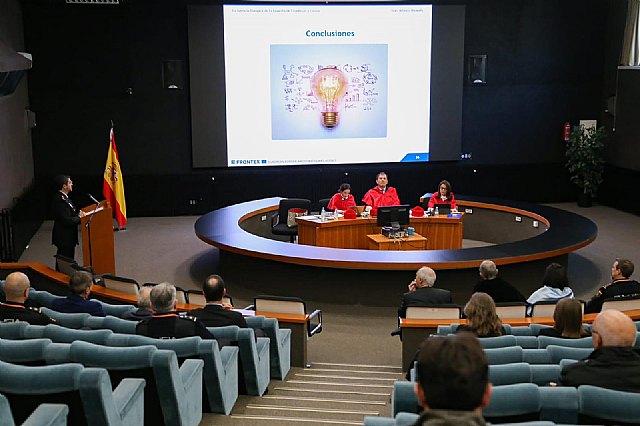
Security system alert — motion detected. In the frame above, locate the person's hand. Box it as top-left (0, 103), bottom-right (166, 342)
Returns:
top-left (222, 302), bottom-right (234, 310)
top-left (79, 211), bottom-right (87, 218)
top-left (408, 280), bottom-right (417, 292)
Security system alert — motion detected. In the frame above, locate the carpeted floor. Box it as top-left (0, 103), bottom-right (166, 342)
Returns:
top-left (18, 202), bottom-right (640, 366)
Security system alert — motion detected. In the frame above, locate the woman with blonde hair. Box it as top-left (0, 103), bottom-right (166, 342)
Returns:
top-left (456, 292), bottom-right (505, 337)
top-left (538, 298), bottom-right (591, 338)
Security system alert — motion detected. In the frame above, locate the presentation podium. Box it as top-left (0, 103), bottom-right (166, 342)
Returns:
top-left (80, 200), bottom-right (116, 275)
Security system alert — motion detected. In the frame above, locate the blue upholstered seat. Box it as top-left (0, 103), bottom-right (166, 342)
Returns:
top-left (539, 387), bottom-right (579, 424)
top-left (0, 359), bottom-right (145, 426)
top-left (92, 300), bottom-right (136, 317)
top-left (489, 363), bottom-right (532, 385)
top-left (515, 336), bottom-right (539, 349)
top-left (246, 315), bottom-right (291, 380)
top-left (537, 335), bottom-right (593, 349)
top-left (0, 338), bottom-right (52, 366)
top-left (0, 322), bottom-right (28, 339)
top-left (545, 345), bottom-right (592, 364)
top-left (24, 323), bottom-right (113, 345)
top-left (27, 289), bottom-right (63, 309)
top-left (478, 335), bottom-right (517, 348)
top-left (83, 316), bottom-right (137, 334)
top-left (391, 381), bottom-right (419, 416)
top-left (578, 384), bottom-right (640, 425)
top-left (0, 392), bottom-right (69, 426)
top-left (484, 346), bottom-right (523, 364)
top-left (484, 383), bottom-right (541, 423)
top-left (68, 341), bottom-right (203, 426)
top-left (40, 308), bottom-right (90, 329)
top-left (106, 334), bottom-right (239, 415)
top-left (207, 325), bottom-right (270, 396)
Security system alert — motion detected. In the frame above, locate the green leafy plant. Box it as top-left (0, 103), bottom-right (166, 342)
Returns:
top-left (565, 125), bottom-right (606, 196)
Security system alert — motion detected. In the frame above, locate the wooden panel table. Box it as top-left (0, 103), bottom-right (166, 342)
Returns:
top-left (296, 214), bottom-right (463, 250)
top-left (367, 233), bottom-right (427, 250)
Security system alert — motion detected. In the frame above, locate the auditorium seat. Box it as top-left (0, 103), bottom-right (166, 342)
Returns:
top-left (405, 305), bottom-right (462, 320)
top-left (271, 198), bottom-right (312, 242)
top-left (65, 341), bottom-right (203, 426)
top-left (27, 289), bottom-right (62, 309)
top-left (105, 334), bottom-right (239, 415)
top-left (0, 360), bottom-right (145, 426)
top-left (253, 295), bottom-right (323, 337)
top-left (100, 274), bottom-right (140, 296)
top-left (601, 295), bottom-right (640, 312)
top-left (318, 198), bottom-right (331, 212)
top-left (0, 322), bottom-right (29, 339)
top-left (53, 254), bottom-right (77, 276)
top-left (40, 308), bottom-right (90, 329)
top-left (0, 338), bottom-right (52, 366)
top-left (545, 345), bottom-right (592, 364)
top-left (246, 315), bottom-right (291, 380)
top-left (92, 300), bottom-right (136, 317)
top-left (484, 383), bottom-right (541, 423)
top-left (207, 325), bottom-right (270, 396)
top-left (185, 290), bottom-right (206, 306)
top-left (495, 302), bottom-right (528, 318)
top-left (578, 385), bottom-right (640, 425)
top-left (529, 301), bottom-right (558, 318)
top-left (23, 323), bottom-right (113, 345)
top-left (83, 315), bottom-right (137, 334)
top-left (0, 392), bottom-right (69, 426)
top-left (537, 335), bottom-right (593, 349)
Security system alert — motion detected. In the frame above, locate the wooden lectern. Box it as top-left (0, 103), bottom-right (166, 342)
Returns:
top-left (80, 200), bottom-right (116, 274)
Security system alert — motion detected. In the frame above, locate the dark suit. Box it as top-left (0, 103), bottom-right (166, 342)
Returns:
top-left (584, 279), bottom-right (640, 314)
top-left (51, 192), bottom-right (81, 259)
top-left (398, 286), bottom-right (453, 318)
top-left (51, 294), bottom-right (106, 317)
top-left (136, 313), bottom-right (215, 339)
top-left (188, 304), bottom-right (248, 328)
top-left (0, 302), bottom-right (56, 325)
top-left (472, 277), bottom-right (526, 303)
top-left (560, 347), bottom-right (640, 392)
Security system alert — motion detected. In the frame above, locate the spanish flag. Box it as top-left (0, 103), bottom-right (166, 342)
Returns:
top-left (102, 127), bottom-right (127, 228)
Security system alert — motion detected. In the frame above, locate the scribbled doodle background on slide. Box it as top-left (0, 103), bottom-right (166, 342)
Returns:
top-left (270, 44), bottom-right (388, 140)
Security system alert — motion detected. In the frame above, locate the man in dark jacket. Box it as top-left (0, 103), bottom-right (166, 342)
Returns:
top-left (472, 260), bottom-right (525, 303)
top-left (585, 258), bottom-right (640, 314)
top-left (188, 275), bottom-right (248, 328)
top-left (51, 271), bottom-right (106, 317)
top-left (120, 286), bottom-right (153, 321)
top-left (560, 309), bottom-right (640, 392)
top-left (412, 334), bottom-right (491, 425)
top-left (398, 266), bottom-right (453, 318)
top-left (51, 175), bottom-right (86, 264)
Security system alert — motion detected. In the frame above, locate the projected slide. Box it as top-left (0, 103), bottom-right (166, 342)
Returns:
top-left (223, 5), bottom-right (432, 167)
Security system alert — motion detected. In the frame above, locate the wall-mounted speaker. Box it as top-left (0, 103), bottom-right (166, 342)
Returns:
top-left (468, 55), bottom-right (487, 84)
top-left (162, 60), bottom-right (185, 90)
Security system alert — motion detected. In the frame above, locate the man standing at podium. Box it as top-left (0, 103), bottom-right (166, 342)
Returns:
top-left (362, 172), bottom-right (400, 212)
top-left (52, 174), bottom-right (86, 265)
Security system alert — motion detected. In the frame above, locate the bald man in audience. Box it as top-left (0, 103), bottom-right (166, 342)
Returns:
top-left (120, 286), bottom-right (153, 321)
top-left (0, 272), bottom-right (55, 325)
top-left (560, 309), bottom-right (640, 392)
top-left (188, 275), bottom-right (248, 328)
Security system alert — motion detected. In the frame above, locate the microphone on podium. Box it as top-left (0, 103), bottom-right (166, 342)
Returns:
top-left (88, 193), bottom-right (100, 205)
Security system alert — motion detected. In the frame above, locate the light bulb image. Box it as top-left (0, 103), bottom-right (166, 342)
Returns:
top-left (311, 66), bottom-right (348, 128)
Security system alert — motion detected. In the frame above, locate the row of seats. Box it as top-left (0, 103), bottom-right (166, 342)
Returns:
top-left (0, 338), bottom-right (203, 426)
top-left (390, 382), bottom-right (640, 425)
top-left (0, 391), bottom-right (68, 426)
top-left (0, 322), bottom-right (239, 416)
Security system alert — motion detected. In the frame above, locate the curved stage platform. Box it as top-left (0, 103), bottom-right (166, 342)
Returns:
top-left (195, 197), bottom-right (597, 305)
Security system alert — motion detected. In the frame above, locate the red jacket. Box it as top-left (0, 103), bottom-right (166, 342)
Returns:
top-left (362, 186), bottom-right (400, 207)
top-left (327, 193), bottom-right (356, 211)
top-left (427, 192), bottom-right (457, 210)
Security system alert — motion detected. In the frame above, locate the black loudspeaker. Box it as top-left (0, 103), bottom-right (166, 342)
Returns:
top-left (162, 60), bottom-right (185, 90)
top-left (468, 55), bottom-right (487, 84)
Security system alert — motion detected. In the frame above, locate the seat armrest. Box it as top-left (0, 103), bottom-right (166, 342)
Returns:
top-left (179, 358), bottom-right (204, 389)
top-left (244, 304), bottom-right (255, 311)
top-left (112, 378), bottom-right (146, 421)
top-left (307, 309), bottom-right (322, 337)
top-left (23, 404), bottom-right (69, 426)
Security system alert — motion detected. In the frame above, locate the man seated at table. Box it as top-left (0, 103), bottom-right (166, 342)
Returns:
top-left (412, 333), bottom-right (492, 425)
top-left (362, 172), bottom-right (400, 213)
top-left (189, 275), bottom-right (248, 328)
top-left (585, 258), bottom-right (640, 314)
top-left (560, 309), bottom-right (640, 392)
top-left (398, 266), bottom-right (453, 318)
top-left (120, 286), bottom-right (153, 321)
top-left (136, 282), bottom-right (215, 339)
top-left (0, 272), bottom-right (56, 325)
top-left (51, 271), bottom-right (106, 317)
top-left (472, 260), bottom-right (525, 303)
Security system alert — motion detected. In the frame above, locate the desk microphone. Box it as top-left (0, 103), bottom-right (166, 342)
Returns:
top-left (88, 193), bottom-right (100, 204)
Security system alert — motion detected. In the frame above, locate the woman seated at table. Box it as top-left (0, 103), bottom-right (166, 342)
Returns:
top-left (456, 292), bottom-right (505, 337)
top-left (527, 263), bottom-right (575, 306)
top-left (537, 298), bottom-right (591, 339)
top-left (327, 183), bottom-right (356, 212)
top-left (427, 179), bottom-right (458, 212)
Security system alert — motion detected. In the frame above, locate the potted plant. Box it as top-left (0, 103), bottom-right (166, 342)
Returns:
top-left (565, 124), bottom-right (606, 207)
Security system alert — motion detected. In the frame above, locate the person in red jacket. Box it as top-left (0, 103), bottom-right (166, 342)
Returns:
top-left (427, 179), bottom-right (458, 211)
top-left (327, 183), bottom-right (356, 212)
top-left (362, 172), bottom-right (400, 212)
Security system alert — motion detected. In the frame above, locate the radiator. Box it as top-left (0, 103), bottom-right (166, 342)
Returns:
top-left (0, 208), bottom-right (15, 262)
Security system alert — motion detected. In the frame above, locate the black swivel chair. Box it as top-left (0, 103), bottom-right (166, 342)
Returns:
top-left (318, 198), bottom-right (331, 212)
top-left (271, 198), bottom-right (311, 243)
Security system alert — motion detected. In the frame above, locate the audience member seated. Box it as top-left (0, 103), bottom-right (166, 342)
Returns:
top-left (538, 298), bottom-right (591, 339)
top-left (398, 267), bottom-right (452, 318)
top-left (120, 286), bottom-right (153, 321)
top-left (0, 272), bottom-right (56, 325)
top-left (136, 282), bottom-right (215, 339)
top-left (51, 271), bottom-right (106, 317)
top-left (456, 292), bottom-right (505, 337)
top-left (585, 258), bottom-right (640, 314)
top-left (471, 260), bottom-right (526, 303)
top-left (362, 171), bottom-right (400, 212)
top-left (412, 334), bottom-right (492, 425)
top-left (189, 275), bottom-right (248, 328)
top-left (527, 263), bottom-right (574, 306)
top-left (560, 309), bottom-right (640, 392)
top-left (327, 183), bottom-right (356, 212)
